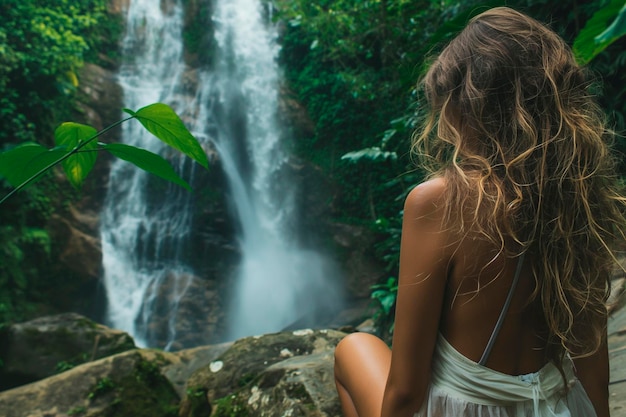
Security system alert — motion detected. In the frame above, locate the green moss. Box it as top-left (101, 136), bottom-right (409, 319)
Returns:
top-left (76, 317), bottom-right (99, 330)
top-left (88, 377), bottom-right (116, 399)
top-left (67, 406), bottom-right (87, 416)
top-left (213, 394), bottom-right (249, 417)
top-left (55, 360), bottom-right (76, 373)
top-left (237, 372), bottom-right (257, 387)
top-left (184, 386), bottom-right (211, 417)
top-left (87, 357), bottom-right (180, 417)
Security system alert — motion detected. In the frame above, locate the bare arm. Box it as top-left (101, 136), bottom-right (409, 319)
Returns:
top-left (381, 179), bottom-right (451, 417)
top-left (572, 329), bottom-right (609, 417)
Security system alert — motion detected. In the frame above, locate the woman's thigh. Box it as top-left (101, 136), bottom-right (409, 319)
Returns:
top-left (334, 332), bottom-right (392, 417)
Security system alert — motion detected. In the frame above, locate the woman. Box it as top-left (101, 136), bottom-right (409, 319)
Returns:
top-left (334, 7), bottom-right (625, 417)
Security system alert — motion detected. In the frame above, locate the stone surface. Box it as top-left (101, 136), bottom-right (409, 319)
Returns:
top-left (180, 328), bottom-right (347, 417)
top-left (47, 212), bottom-right (102, 282)
top-left (161, 342), bottom-right (233, 398)
top-left (0, 349), bottom-right (179, 417)
top-left (0, 313), bottom-right (135, 391)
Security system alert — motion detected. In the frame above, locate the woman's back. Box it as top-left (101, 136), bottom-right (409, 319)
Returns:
top-left (399, 178), bottom-right (598, 417)
top-left (441, 228), bottom-right (547, 375)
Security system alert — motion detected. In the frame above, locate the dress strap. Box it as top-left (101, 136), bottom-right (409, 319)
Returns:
top-left (478, 252), bottom-right (526, 366)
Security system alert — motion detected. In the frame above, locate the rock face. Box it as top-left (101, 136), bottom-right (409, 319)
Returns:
top-left (0, 313), bottom-right (135, 391)
top-left (42, 60), bottom-right (124, 318)
top-left (180, 328), bottom-right (346, 417)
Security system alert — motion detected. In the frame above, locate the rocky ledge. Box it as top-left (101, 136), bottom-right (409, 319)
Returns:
top-left (1, 301), bottom-right (626, 417)
top-left (0, 313), bottom-right (346, 417)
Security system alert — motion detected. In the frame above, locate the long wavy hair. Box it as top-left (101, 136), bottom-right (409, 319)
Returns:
top-left (414, 6), bottom-right (626, 361)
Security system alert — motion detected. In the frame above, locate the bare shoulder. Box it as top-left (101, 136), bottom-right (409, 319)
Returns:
top-left (404, 177), bottom-right (446, 217)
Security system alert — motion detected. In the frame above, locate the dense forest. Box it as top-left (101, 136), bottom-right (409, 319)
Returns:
top-left (0, 0), bottom-right (625, 334)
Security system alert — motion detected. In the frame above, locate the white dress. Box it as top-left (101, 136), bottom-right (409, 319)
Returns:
top-left (413, 334), bottom-right (597, 417)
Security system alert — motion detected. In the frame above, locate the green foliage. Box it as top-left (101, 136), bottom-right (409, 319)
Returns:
top-left (85, 358), bottom-right (179, 417)
top-left (341, 147), bottom-right (397, 163)
top-left (596, 3), bottom-right (626, 45)
top-left (123, 104), bottom-right (209, 169)
top-left (213, 394), bottom-right (249, 417)
top-left (55, 123), bottom-right (99, 188)
top-left (0, 183), bottom-right (55, 323)
top-left (88, 377), bottom-right (116, 399)
top-left (0, 0), bottom-right (113, 143)
top-left (0, 103), bottom-right (208, 204)
top-left (56, 360), bottom-right (77, 373)
top-left (67, 406), bottom-right (87, 416)
top-left (184, 387), bottom-right (212, 417)
top-left (370, 276), bottom-right (398, 334)
top-left (574, 0), bottom-right (626, 64)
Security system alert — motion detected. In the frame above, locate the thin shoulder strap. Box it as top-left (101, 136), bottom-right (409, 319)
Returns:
top-left (478, 252), bottom-right (526, 366)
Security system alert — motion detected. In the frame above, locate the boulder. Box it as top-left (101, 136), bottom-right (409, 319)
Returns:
top-left (0, 313), bottom-right (135, 390)
top-left (180, 328), bottom-right (347, 417)
top-left (0, 349), bottom-right (179, 417)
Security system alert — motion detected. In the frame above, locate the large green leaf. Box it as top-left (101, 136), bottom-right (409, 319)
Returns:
top-left (573, 0), bottom-right (626, 64)
top-left (103, 143), bottom-right (191, 191)
top-left (54, 122), bottom-right (99, 189)
top-left (124, 103), bottom-right (209, 169)
top-left (0, 142), bottom-right (69, 187)
top-left (595, 3), bottom-right (626, 45)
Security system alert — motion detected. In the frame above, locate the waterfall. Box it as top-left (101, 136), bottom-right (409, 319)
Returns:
top-left (100, 0), bottom-right (195, 349)
top-left (209, 0), bottom-right (341, 340)
top-left (100, 0), bottom-right (342, 348)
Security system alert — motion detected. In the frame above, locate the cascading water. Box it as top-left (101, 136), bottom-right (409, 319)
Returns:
top-left (209, 0), bottom-right (342, 340)
top-left (100, 0), bottom-right (342, 348)
top-left (100, 0), bottom-right (196, 349)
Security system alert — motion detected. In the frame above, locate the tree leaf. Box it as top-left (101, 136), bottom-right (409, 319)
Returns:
top-left (595, 3), bottom-right (626, 45)
top-left (341, 147), bottom-right (397, 163)
top-left (54, 122), bottom-right (99, 189)
top-left (124, 103), bottom-right (209, 169)
top-left (573, 0), bottom-right (626, 64)
top-left (103, 143), bottom-right (191, 191)
top-left (0, 142), bottom-right (69, 187)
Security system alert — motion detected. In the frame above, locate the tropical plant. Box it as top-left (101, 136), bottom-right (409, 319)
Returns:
top-left (0, 103), bottom-right (208, 205)
top-left (573, 0), bottom-right (626, 64)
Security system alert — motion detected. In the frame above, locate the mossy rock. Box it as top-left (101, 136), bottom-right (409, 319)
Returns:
top-left (0, 349), bottom-right (180, 417)
top-left (181, 329), bottom-right (346, 417)
top-left (0, 313), bottom-right (136, 390)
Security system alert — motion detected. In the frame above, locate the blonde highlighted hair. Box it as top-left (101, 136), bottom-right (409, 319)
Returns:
top-left (414, 7), bottom-right (626, 360)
